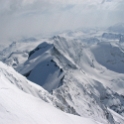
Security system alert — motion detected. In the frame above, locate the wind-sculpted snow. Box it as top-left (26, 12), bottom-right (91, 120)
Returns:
top-left (0, 61), bottom-right (55, 103)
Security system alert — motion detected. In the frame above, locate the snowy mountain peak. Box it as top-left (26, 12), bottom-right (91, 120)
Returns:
top-left (1, 30), bottom-right (124, 123)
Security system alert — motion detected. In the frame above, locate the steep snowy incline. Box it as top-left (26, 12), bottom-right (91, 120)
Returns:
top-left (0, 61), bottom-right (70, 111)
top-left (20, 41), bottom-right (64, 92)
top-left (0, 59), bottom-right (93, 118)
top-left (0, 62), bottom-right (102, 124)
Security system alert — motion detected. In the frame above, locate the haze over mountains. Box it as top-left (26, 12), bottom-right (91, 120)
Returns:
top-left (0, 0), bottom-right (124, 124)
top-left (0, 0), bottom-right (124, 44)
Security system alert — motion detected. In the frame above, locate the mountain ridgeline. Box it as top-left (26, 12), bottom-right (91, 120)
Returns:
top-left (0, 25), bottom-right (124, 124)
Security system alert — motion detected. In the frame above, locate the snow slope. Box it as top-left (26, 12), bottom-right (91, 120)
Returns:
top-left (0, 61), bottom-right (101, 124)
top-left (108, 108), bottom-right (124, 124)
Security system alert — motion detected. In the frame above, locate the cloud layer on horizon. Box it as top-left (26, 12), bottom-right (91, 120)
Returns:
top-left (0, 0), bottom-right (124, 44)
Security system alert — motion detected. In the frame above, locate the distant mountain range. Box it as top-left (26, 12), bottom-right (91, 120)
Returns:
top-left (0, 24), bottom-right (124, 124)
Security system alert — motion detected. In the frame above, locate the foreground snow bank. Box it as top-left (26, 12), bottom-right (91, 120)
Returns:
top-left (0, 62), bottom-right (100, 124)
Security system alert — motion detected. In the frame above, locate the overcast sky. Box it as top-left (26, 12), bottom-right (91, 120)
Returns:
top-left (0, 0), bottom-right (124, 44)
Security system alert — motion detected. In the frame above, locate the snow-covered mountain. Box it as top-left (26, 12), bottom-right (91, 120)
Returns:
top-left (1, 27), bottom-right (124, 124)
top-left (108, 23), bottom-right (124, 34)
top-left (0, 61), bottom-right (102, 124)
top-left (0, 40), bottom-right (45, 69)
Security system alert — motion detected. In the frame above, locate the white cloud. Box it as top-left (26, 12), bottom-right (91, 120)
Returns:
top-left (0, 0), bottom-right (123, 43)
